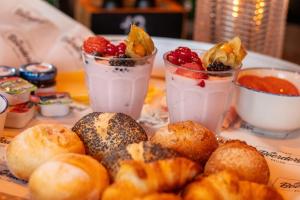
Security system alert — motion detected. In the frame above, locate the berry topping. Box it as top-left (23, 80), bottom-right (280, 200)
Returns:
top-left (83, 36), bottom-right (109, 55)
top-left (191, 52), bottom-right (202, 65)
top-left (175, 68), bottom-right (207, 79)
top-left (116, 42), bottom-right (126, 55)
top-left (198, 80), bottom-right (206, 87)
top-left (176, 47), bottom-right (192, 54)
top-left (207, 61), bottom-right (232, 71)
top-left (175, 63), bottom-right (208, 80)
top-left (105, 43), bottom-right (117, 56)
top-left (166, 47), bottom-right (203, 68)
top-left (166, 47), bottom-right (207, 80)
top-left (181, 62), bottom-right (205, 71)
top-left (109, 54), bottom-right (135, 67)
top-left (166, 51), bottom-right (180, 65)
top-left (176, 61), bottom-right (207, 79)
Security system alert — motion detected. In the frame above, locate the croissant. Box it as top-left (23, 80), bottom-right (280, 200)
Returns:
top-left (183, 170), bottom-right (283, 200)
top-left (102, 141), bottom-right (180, 178)
top-left (135, 193), bottom-right (182, 200)
top-left (102, 157), bottom-right (201, 200)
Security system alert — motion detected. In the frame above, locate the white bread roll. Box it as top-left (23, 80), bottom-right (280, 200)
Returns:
top-left (6, 124), bottom-right (85, 180)
top-left (29, 153), bottom-right (109, 200)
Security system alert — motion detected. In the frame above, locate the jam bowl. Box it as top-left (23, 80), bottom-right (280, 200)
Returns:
top-left (234, 67), bottom-right (300, 135)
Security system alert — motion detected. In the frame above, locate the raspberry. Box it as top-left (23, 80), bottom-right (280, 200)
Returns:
top-left (83, 36), bottom-right (109, 55)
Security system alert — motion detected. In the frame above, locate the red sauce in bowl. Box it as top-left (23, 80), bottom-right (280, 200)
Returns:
top-left (238, 75), bottom-right (299, 96)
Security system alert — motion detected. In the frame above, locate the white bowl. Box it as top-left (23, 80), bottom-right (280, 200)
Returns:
top-left (234, 68), bottom-right (300, 135)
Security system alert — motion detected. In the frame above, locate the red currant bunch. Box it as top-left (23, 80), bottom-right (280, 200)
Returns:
top-left (166, 47), bottom-right (202, 66)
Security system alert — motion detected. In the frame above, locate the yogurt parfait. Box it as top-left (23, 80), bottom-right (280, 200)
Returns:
top-left (164, 37), bottom-right (247, 132)
top-left (82, 25), bottom-right (156, 119)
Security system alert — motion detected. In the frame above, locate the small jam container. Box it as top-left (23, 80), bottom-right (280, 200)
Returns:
top-left (5, 102), bottom-right (36, 129)
top-left (37, 92), bottom-right (72, 117)
top-left (19, 63), bottom-right (57, 94)
top-left (0, 66), bottom-right (18, 79)
top-left (0, 77), bottom-right (37, 105)
top-left (0, 95), bottom-right (8, 133)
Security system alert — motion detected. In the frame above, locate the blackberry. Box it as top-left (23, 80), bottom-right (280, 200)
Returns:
top-left (207, 62), bottom-right (232, 71)
top-left (109, 54), bottom-right (135, 67)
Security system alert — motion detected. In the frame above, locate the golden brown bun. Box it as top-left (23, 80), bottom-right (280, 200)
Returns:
top-left (29, 153), bottom-right (109, 200)
top-left (136, 193), bottom-right (182, 200)
top-left (103, 157), bottom-right (201, 200)
top-left (151, 121), bottom-right (218, 163)
top-left (204, 140), bottom-right (270, 184)
top-left (102, 141), bottom-right (180, 178)
top-left (6, 124), bottom-right (85, 180)
top-left (72, 112), bottom-right (147, 161)
top-left (183, 170), bottom-right (283, 200)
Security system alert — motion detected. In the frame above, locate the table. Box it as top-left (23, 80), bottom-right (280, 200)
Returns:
top-left (1, 37), bottom-right (300, 199)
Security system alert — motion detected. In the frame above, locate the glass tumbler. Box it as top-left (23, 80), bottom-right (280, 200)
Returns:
top-left (164, 50), bottom-right (240, 132)
top-left (82, 42), bottom-right (157, 119)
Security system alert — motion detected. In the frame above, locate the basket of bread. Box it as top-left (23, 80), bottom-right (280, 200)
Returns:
top-left (5, 112), bottom-right (284, 200)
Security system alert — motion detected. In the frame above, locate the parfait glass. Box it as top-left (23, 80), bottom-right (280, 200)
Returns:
top-left (82, 40), bottom-right (157, 119)
top-left (163, 50), bottom-right (240, 132)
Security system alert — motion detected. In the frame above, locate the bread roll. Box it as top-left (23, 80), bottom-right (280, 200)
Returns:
top-left (29, 153), bottom-right (109, 200)
top-left (183, 170), bottom-right (283, 200)
top-left (6, 124), bottom-right (85, 180)
top-left (72, 112), bottom-right (147, 161)
top-left (102, 157), bottom-right (201, 200)
top-left (102, 141), bottom-right (180, 178)
top-left (151, 121), bottom-right (218, 163)
top-left (204, 140), bottom-right (270, 184)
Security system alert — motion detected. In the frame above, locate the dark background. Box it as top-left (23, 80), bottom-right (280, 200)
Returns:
top-left (48, 0), bottom-right (300, 64)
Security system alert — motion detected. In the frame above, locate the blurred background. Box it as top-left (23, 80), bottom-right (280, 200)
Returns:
top-left (46, 0), bottom-right (299, 64)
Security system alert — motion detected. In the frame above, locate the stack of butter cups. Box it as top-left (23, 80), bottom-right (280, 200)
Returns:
top-left (0, 65), bottom-right (36, 129)
top-left (20, 63), bottom-right (72, 118)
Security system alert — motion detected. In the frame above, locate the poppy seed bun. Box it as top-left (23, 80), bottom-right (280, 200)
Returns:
top-left (150, 121), bottom-right (218, 164)
top-left (72, 112), bottom-right (147, 161)
top-left (29, 153), bottom-right (109, 200)
top-left (6, 124), bottom-right (85, 180)
top-left (102, 141), bottom-right (180, 178)
top-left (204, 140), bottom-right (270, 184)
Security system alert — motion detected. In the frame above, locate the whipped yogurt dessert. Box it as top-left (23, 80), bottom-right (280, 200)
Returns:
top-left (165, 66), bottom-right (236, 132)
top-left (82, 25), bottom-right (156, 119)
top-left (164, 37), bottom-right (247, 132)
